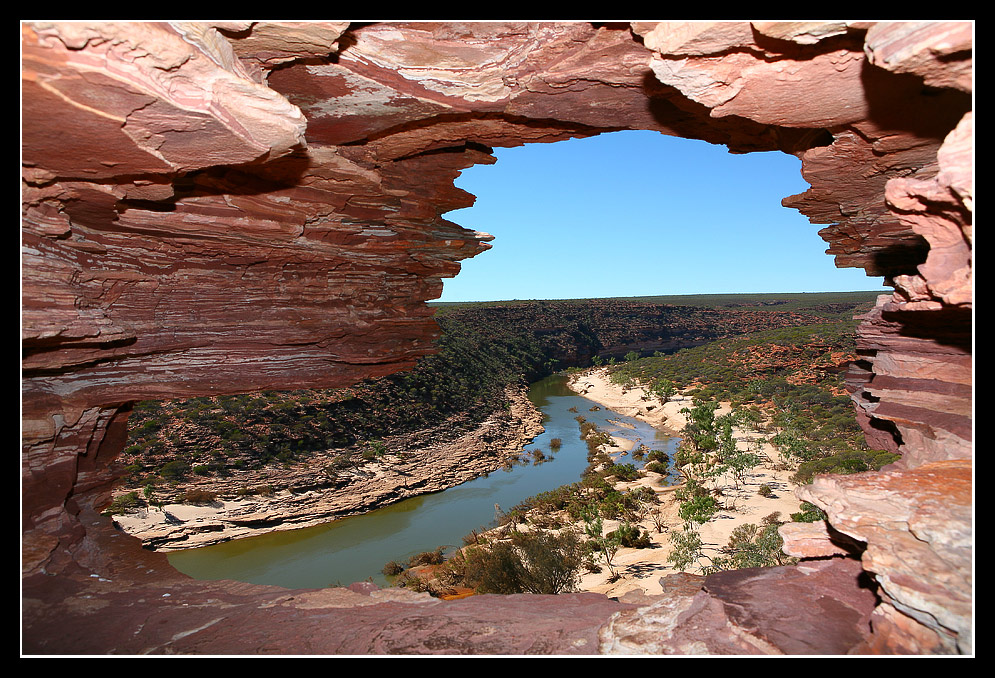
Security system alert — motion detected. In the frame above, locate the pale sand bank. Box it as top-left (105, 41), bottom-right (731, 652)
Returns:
top-left (565, 368), bottom-right (803, 600)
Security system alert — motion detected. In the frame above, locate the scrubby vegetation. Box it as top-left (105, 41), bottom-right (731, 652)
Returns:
top-left (402, 293), bottom-right (899, 594)
top-left (606, 317), bottom-right (898, 478)
top-left (598, 305), bottom-right (900, 578)
top-left (121, 295), bottom-right (864, 494)
top-left (387, 413), bottom-right (665, 594)
top-left (120, 311), bottom-right (561, 488)
top-left (116, 291), bottom-right (896, 592)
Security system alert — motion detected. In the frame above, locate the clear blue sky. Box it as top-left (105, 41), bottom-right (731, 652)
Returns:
top-left (435, 130), bottom-right (883, 302)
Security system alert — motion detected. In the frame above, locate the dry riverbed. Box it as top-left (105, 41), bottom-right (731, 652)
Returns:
top-left (562, 368), bottom-right (804, 600)
top-left (112, 369), bottom-right (807, 603)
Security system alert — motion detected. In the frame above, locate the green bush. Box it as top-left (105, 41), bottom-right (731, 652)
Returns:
top-left (646, 449), bottom-right (670, 463)
top-left (611, 463), bottom-right (641, 481)
top-left (709, 522), bottom-right (792, 572)
top-left (645, 460), bottom-right (669, 475)
top-left (103, 491), bottom-right (142, 516)
top-left (159, 459), bottom-right (190, 481)
top-left (792, 449), bottom-right (900, 484)
top-left (462, 529), bottom-right (586, 595)
top-left (610, 522), bottom-right (652, 548)
top-left (181, 488), bottom-right (217, 504)
top-left (791, 501), bottom-right (827, 523)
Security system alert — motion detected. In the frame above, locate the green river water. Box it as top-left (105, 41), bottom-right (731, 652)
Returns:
top-left (167, 373), bottom-right (679, 589)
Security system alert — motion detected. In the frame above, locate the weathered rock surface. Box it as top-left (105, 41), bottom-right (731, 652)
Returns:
top-left (795, 459), bottom-right (973, 654)
top-left (22, 21), bottom-right (972, 655)
top-left (602, 559), bottom-right (878, 655)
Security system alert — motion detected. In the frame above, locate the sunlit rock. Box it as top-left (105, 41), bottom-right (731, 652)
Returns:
top-left (22, 20), bottom-right (972, 655)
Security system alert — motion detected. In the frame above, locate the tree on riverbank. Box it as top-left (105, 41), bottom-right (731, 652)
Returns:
top-left (416, 528), bottom-right (587, 596)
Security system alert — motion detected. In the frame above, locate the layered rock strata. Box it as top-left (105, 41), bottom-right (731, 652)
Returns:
top-left (113, 385), bottom-right (545, 550)
top-left (22, 21), bottom-right (972, 654)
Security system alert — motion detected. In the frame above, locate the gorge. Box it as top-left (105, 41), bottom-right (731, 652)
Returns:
top-left (21, 21), bottom-right (972, 655)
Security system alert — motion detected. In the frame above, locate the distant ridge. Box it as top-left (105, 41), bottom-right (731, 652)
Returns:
top-left (431, 290), bottom-right (882, 312)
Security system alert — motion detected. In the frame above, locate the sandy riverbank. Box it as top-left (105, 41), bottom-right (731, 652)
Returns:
top-left (564, 368), bottom-right (804, 600)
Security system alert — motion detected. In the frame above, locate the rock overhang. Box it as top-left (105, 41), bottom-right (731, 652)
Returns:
top-left (21, 20), bottom-right (972, 655)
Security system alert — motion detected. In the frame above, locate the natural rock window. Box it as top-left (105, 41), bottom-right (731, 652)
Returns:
top-left (22, 21), bottom-right (972, 656)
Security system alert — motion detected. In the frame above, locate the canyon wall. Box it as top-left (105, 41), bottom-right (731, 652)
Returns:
top-left (22, 21), bottom-right (972, 654)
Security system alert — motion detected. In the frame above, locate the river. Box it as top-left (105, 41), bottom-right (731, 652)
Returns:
top-left (166, 373), bottom-right (679, 589)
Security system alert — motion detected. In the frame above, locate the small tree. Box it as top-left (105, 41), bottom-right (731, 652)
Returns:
top-left (461, 529), bottom-right (586, 595)
top-left (680, 400), bottom-right (720, 454)
top-left (582, 511), bottom-right (622, 581)
top-left (651, 379), bottom-right (677, 405)
top-left (678, 493), bottom-right (718, 526)
top-left (649, 506), bottom-right (670, 534)
top-left (726, 451), bottom-right (762, 489)
top-left (708, 521), bottom-right (792, 572)
top-left (142, 482), bottom-right (156, 505)
top-left (667, 527), bottom-right (706, 572)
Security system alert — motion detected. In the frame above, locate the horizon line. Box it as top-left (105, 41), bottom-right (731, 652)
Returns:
top-left (430, 289), bottom-right (885, 304)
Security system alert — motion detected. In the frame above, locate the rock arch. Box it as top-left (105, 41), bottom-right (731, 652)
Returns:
top-left (22, 21), bottom-right (972, 654)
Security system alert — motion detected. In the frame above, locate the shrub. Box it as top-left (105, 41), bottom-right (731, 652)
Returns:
top-left (757, 484), bottom-right (773, 497)
top-left (645, 460), bottom-right (669, 475)
top-left (513, 485), bottom-right (575, 515)
top-left (158, 459), bottom-right (190, 481)
top-left (464, 541), bottom-right (524, 594)
top-left (791, 449), bottom-right (900, 484)
top-left (103, 491), bottom-right (142, 516)
top-left (407, 548), bottom-right (446, 567)
top-left (611, 463), bottom-right (641, 481)
top-left (791, 501), bottom-right (827, 523)
top-left (646, 449), bottom-right (670, 463)
top-left (462, 529), bottom-right (586, 595)
top-left (610, 522), bottom-right (652, 548)
top-left (324, 455), bottom-right (353, 476)
top-left (709, 522), bottom-right (792, 571)
top-left (181, 488), bottom-right (217, 504)
top-left (237, 484), bottom-right (274, 497)
top-left (382, 560), bottom-right (405, 577)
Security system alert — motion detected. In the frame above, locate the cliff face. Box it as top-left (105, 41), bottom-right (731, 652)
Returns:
top-left (21, 21), bottom-right (972, 655)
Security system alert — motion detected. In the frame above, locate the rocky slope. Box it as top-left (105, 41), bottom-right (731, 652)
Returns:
top-left (113, 385), bottom-right (545, 550)
top-left (22, 21), bottom-right (972, 655)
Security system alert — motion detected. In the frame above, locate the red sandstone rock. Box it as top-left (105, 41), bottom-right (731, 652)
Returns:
top-left (864, 21), bottom-right (973, 93)
top-left (797, 460), bottom-right (973, 654)
top-left (601, 559), bottom-right (877, 655)
top-left (21, 20), bottom-right (973, 655)
top-left (779, 521), bottom-right (850, 559)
